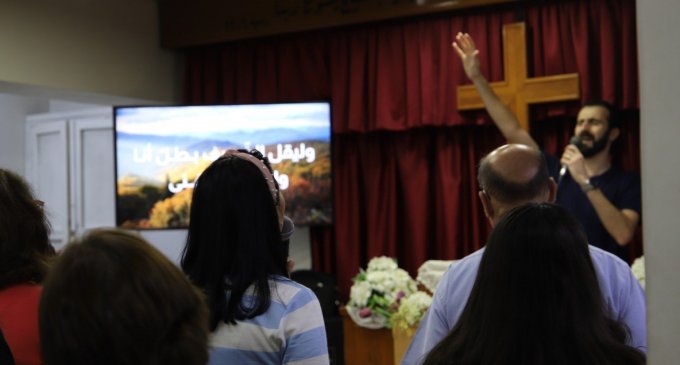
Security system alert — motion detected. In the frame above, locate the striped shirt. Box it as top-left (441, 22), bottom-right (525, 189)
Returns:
top-left (209, 275), bottom-right (329, 365)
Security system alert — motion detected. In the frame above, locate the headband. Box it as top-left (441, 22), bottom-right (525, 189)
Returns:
top-left (221, 149), bottom-right (279, 205)
top-left (222, 149), bottom-right (293, 239)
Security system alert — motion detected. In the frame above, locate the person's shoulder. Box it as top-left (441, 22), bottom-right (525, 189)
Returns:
top-left (0, 283), bottom-right (42, 312)
top-left (606, 166), bottom-right (640, 181)
top-left (0, 283), bottom-right (42, 298)
top-left (439, 247), bottom-right (485, 283)
top-left (622, 169), bottom-right (641, 184)
top-left (455, 247), bottom-right (486, 264)
top-left (588, 245), bottom-right (634, 275)
top-left (271, 276), bottom-right (319, 307)
top-left (589, 244), bottom-right (626, 263)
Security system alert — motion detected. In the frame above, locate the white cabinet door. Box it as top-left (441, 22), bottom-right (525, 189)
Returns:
top-left (26, 108), bottom-right (114, 250)
top-left (69, 115), bottom-right (115, 237)
top-left (25, 120), bottom-right (70, 250)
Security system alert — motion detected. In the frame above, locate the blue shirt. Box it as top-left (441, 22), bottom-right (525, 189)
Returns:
top-left (209, 276), bottom-right (329, 365)
top-left (401, 246), bottom-right (647, 365)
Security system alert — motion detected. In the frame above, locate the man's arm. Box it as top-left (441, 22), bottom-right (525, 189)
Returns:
top-left (561, 145), bottom-right (641, 245)
top-left (452, 33), bottom-right (537, 148)
top-left (585, 193), bottom-right (640, 246)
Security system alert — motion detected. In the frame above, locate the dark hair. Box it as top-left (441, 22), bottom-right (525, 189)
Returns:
top-left (39, 229), bottom-right (209, 365)
top-left (181, 150), bottom-right (287, 330)
top-left (423, 203), bottom-right (645, 365)
top-left (0, 327), bottom-right (14, 365)
top-left (582, 100), bottom-right (621, 130)
top-left (477, 149), bottom-right (550, 205)
top-left (0, 169), bottom-right (53, 289)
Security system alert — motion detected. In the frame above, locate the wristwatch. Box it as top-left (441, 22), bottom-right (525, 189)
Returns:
top-left (580, 179), bottom-right (598, 192)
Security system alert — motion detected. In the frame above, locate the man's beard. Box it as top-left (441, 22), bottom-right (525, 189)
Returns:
top-left (576, 131), bottom-right (609, 157)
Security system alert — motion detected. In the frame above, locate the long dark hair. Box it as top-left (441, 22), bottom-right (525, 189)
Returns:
top-left (0, 169), bottom-right (53, 289)
top-left (423, 203), bottom-right (645, 365)
top-left (181, 150), bottom-right (287, 330)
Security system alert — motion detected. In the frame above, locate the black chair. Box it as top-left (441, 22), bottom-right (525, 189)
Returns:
top-left (0, 328), bottom-right (15, 365)
top-left (291, 270), bottom-right (344, 365)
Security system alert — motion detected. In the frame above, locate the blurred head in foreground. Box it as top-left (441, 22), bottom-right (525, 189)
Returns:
top-left (39, 229), bottom-right (209, 365)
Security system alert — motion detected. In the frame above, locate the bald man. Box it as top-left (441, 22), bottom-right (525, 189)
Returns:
top-left (401, 144), bottom-right (646, 365)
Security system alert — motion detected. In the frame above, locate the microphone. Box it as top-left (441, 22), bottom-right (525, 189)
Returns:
top-left (559, 136), bottom-right (582, 179)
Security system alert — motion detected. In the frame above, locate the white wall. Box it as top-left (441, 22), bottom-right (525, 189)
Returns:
top-left (0, 95), bottom-right (49, 174)
top-left (0, 0), bottom-right (180, 102)
top-left (637, 0), bottom-right (680, 363)
top-left (0, 0), bottom-right (180, 176)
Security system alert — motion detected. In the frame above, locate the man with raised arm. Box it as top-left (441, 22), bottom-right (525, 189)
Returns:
top-left (401, 144), bottom-right (646, 364)
top-left (451, 32), bottom-right (641, 262)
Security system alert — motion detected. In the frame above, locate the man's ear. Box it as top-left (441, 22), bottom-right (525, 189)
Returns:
top-left (479, 190), bottom-right (494, 220)
top-left (608, 127), bottom-right (620, 142)
top-left (547, 178), bottom-right (557, 203)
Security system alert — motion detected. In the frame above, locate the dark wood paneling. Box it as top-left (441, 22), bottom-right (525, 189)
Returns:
top-left (159, 0), bottom-right (519, 48)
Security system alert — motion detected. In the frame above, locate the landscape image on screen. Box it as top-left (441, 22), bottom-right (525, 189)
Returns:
top-left (115, 102), bottom-right (332, 229)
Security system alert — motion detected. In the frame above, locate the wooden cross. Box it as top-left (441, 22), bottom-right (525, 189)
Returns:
top-left (457, 22), bottom-right (580, 131)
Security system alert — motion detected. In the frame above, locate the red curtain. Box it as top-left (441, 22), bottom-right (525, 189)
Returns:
top-left (183, 0), bottom-right (640, 299)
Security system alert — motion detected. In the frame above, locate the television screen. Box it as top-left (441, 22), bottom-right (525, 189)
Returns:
top-left (114, 102), bottom-right (332, 229)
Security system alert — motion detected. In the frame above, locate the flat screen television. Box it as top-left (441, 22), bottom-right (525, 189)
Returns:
top-left (114, 102), bottom-right (332, 229)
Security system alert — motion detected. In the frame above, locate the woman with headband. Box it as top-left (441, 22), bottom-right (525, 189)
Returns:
top-left (181, 149), bottom-right (329, 365)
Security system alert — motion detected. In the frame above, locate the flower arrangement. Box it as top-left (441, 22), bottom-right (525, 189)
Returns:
top-left (346, 256), bottom-right (418, 329)
top-left (631, 255), bottom-right (645, 289)
top-left (389, 291), bottom-right (433, 330)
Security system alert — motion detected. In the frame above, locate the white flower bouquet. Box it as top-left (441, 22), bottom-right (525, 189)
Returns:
top-left (346, 256), bottom-right (418, 329)
top-left (631, 255), bottom-right (645, 289)
top-left (389, 291), bottom-right (433, 330)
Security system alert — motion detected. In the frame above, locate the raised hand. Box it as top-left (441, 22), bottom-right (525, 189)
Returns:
top-left (452, 32), bottom-right (482, 81)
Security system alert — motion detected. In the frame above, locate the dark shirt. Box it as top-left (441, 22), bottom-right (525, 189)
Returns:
top-left (545, 154), bottom-right (642, 262)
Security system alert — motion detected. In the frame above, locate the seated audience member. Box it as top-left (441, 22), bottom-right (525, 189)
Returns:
top-left (422, 203), bottom-right (645, 365)
top-left (181, 149), bottom-right (329, 365)
top-left (402, 144), bottom-right (646, 364)
top-left (39, 229), bottom-right (210, 365)
top-left (0, 168), bottom-right (55, 365)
